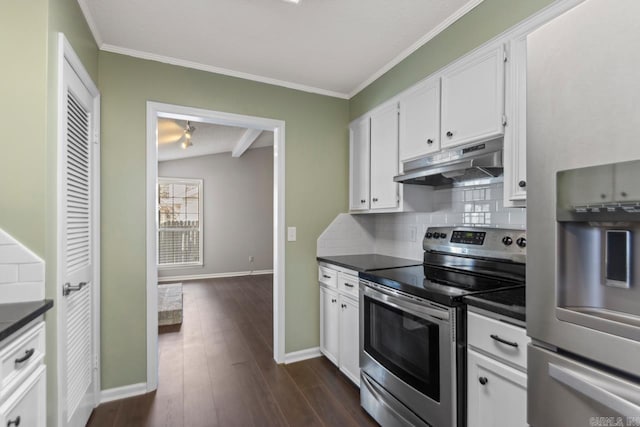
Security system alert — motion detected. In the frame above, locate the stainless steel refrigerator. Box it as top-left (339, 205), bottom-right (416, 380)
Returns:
top-left (527, 0), bottom-right (640, 425)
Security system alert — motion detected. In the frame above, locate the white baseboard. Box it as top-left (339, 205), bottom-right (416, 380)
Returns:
top-left (100, 382), bottom-right (148, 403)
top-left (284, 347), bottom-right (322, 364)
top-left (158, 269), bottom-right (273, 283)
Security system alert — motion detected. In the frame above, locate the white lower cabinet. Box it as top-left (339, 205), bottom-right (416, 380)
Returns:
top-left (319, 286), bottom-right (339, 365)
top-left (0, 365), bottom-right (46, 427)
top-left (467, 349), bottom-right (527, 427)
top-left (0, 322), bottom-right (47, 427)
top-left (319, 265), bottom-right (360, 387)
top-left (338, 295), bottom-right (359, 385)
top-left (467, 309), bottom-right (529, 427)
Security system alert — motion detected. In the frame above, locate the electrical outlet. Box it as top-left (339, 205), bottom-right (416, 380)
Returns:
top-left (249, 256), bottom-right (254, 263)
top-left (409, 226), bottom-right (417, 242)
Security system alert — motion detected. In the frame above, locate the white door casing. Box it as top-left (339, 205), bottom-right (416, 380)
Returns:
top-left (146, 102), bottom-right (286, 391)
top-left (57, 34), bottom-right (101, 427)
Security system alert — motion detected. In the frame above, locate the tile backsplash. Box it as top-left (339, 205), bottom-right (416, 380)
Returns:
top-left (318, 183), bottom-right (526, 260)
top-left (0, 229), bottom-right (45, 304)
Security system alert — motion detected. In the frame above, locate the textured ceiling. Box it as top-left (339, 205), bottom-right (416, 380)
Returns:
top-left (79, 0), bottom-right (481, 97)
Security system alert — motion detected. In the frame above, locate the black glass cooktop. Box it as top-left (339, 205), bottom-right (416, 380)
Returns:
top-left (359, 265), bottom-right (524, 307)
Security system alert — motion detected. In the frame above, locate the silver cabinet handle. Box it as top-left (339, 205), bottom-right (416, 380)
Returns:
top-left (63, 281), bottom-right (87, 296)
top-left (427, 138), bottom-right (434, 144)
top-left (549, 363), bottom-right (640, 416)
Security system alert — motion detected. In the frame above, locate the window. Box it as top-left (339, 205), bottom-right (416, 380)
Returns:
top-left (158, 178), bottom-right (203, 267)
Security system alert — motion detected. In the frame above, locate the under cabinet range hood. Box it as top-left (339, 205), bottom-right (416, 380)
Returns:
top-left (394, 139), bottom-right (503, 187)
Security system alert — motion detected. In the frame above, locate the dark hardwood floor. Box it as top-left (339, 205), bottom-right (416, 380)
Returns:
top-left (87, 275), bottom-right (377, 427)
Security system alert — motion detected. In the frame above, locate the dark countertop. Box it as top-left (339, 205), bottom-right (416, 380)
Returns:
top-left (464, 287), bottom-right (526, 322)
top-left (317, 254), bottom-right (422, 272)
top-left (0, 300), bottom-right (54, 343)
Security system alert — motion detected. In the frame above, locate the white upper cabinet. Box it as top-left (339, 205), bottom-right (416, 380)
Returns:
top-left (370, 102), bottom-right (400, 210)
top-left (399, 76), bottom-right (441, 162)
top-left (349, 117), bottom-right (370, 211)
top-left (441, 45), bottom-right (506, 148)
top-left (503, 37), bottom-right (528, 207)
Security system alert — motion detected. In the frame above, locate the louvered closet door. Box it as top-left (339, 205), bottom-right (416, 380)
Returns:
top-left (60, 59), bottom-right (97, 427)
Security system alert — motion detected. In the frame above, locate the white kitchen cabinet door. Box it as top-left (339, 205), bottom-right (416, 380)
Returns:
top-left (339, 296), bottom-right (360, 386)
top-left (370, 102), bottom-right (399, 210)
top-left (399, 76), bottom-right (441, 162)
top-left (558, 164), bottom-right (615, 207)
top-left (441, 45), bottom-right (506, 148)
top-left (319, 287), bottom-right (339, 365)
top-left (467, 349), bottom-right (527, 427)
top-left (503, 37), bottom-right (528, 207)
top-left (349, 117), bottom-right (370, 211)
top-left (614, 161), bottom-right (640, 202)
top-left (0, 365), bottom-right (46, 427)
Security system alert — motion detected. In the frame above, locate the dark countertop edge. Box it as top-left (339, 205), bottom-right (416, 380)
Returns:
top-left (316, 254), bottom-right (422, 273)
top-left (0, 299), bottom-right (54, 343)
top-left (317, 257), bottom-right (367, 272)
top-left (463, 295), bottom-right (525, 323)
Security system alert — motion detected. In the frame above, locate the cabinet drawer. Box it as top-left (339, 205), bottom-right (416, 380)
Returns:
top-left (0, 365), bottom-right (46, 427)
top-left (338, 272), bottom-right (359, 298)
top-left (319, 266), bottom-right (338, 288)
top-left (0, 323), bottom-right (45, 396)
top-left (467, 311), bottom-right (529, 370)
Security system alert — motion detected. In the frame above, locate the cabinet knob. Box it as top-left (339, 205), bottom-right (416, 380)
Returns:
top-left (621, 191), bottom-right (628, 197)
top-left (446, 131), bottom-right (453, 138)
top-left (331, 299), bottom-right (336, 303)
top-left (601, 194), bottom-right (607, 199)
top-left (372, 198), bottom-right (378, 202)
top-left (361, 199), bottom-right (366, 204)
top-left (479, 377), bottom-right (488, 386)
top-left (518, 180), bottom-right (526, 188)
top-left (427, 138), bottom-right (434, 144)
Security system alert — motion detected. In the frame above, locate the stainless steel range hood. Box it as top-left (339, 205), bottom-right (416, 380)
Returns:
top-left (394, 139), bottom-right (503, 187)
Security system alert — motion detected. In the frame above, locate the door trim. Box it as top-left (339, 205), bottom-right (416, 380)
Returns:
top-left (56, 33), bottom-right (101, 426)
top-left (145, 102), bottom-right (286, 392)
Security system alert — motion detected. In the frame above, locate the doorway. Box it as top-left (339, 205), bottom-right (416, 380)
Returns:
top-left (145, 102), bottom-right (286, 391)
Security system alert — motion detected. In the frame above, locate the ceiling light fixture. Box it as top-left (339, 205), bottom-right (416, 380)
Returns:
top-left (283, 0), bottom-right (300, 4)
top-left (180, 121), bottom-right (195, 149)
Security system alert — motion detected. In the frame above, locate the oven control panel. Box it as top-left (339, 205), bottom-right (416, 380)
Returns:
top-left (450, 230), bottom-right (486, 245)
top-left (424, 227), bottom-right (526, 263)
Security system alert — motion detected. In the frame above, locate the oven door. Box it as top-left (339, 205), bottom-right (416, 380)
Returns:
top-left (360, 281), bottom-right (456, 427)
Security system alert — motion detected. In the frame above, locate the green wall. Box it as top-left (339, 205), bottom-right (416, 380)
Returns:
top-left (349, 0), bottom-right (554, 119)
top-left (98, 52), bottom-right (349, 388)
top-left (1, 0), bottom-right (98, 425)
top-left (0, 0), bottom-right (48, 256)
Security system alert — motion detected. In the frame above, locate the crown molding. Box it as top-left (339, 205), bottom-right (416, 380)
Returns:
top-left (347, 0), bottom-right (485, 98)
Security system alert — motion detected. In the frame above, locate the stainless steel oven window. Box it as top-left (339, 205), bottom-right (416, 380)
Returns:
top-left (363, 294), bottom-right (441, 401)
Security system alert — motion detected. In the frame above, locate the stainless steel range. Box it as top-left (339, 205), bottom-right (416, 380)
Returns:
top-left (359, 226), bottom-right (526, 427)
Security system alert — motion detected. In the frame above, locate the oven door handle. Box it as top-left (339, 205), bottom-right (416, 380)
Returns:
top-left (363, 284), bottom-right (449, 322)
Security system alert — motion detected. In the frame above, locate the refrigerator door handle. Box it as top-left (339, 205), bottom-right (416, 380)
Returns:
top-left (549, 363), bottom-right (640, 416)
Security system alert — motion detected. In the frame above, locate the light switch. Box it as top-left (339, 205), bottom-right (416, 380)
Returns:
top-left (287, 227), bottom-right (297, 242)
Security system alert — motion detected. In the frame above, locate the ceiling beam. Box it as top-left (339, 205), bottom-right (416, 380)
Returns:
top-left (232, 128), bottom-right (263, 158)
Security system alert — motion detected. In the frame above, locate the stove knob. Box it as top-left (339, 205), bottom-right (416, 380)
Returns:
top-left (440, 233), bottom-right (447, 239)
top-left (516, 237), bottom-right (527, 248)
top-left (433, 232), bottom-right (440, 239)
top-left (425, 232), bottom-right (433, 239)
top-left (502, 236), bottom-right (513, 246)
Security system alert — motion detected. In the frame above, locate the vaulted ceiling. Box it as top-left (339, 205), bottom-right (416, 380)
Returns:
top-left (79, 0), bottom-right (482, 98)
